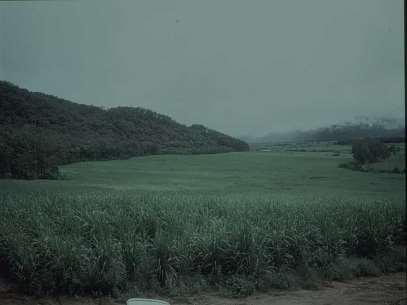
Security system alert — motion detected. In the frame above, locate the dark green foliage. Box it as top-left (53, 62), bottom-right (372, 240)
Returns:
top-left (0, 81), bottom-right (249, 179)
top-left (224, 276), bottom-right (256, 297)
top-left (0, 192), bottom-right (404, 295)
top-left (351, 138), bottom-right (392, 165)
top-left (0, 127), bottom-right (61, 179)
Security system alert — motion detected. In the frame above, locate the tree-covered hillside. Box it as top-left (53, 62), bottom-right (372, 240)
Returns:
top-left (0, 81), bottom-right (249, 179)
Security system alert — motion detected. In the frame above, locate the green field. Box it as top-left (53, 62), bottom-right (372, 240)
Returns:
top-left (0, 149), bottom-right (405, 295)
top-left (1, 149), bottom-right (404, 198)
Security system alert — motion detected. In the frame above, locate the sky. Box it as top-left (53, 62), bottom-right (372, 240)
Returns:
top-left (0, 0), bottom-right (404, 137)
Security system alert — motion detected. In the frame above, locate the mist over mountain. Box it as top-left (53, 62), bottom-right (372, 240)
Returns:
top-left (242, 118), bottom-right (405, 145)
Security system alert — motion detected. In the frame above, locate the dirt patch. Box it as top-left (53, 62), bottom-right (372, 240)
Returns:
top-left (0, 273), bottom-right (405, 305)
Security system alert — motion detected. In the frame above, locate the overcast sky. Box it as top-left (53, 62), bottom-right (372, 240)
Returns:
top-left (0, 0), bottom-right (404, 137)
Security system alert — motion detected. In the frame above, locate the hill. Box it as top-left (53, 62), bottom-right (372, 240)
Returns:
top-left (247, 121), bottom-right (405, 145)
top-left (0, 81), bottom-right (249, 179)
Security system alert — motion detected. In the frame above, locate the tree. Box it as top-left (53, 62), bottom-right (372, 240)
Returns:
top-left (352, 138), bottom-right (391, 164)
top-left (0, 128), bottom-right (60, 179)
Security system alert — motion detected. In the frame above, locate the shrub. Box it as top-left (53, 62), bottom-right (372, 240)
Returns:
top-left (352, 138), bottom-right (391, 164)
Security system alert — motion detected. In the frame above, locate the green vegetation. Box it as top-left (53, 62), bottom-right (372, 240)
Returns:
top-left (0, 151), bottom-right (405, 296)
top-left (0, 81), bottom-right (248, 179)
top-left (366, 149), bottom-right (405, 173)
top-left (351, 138), bottom-right (393, 164)
top-left (338, 139), bottom-right (405, 174)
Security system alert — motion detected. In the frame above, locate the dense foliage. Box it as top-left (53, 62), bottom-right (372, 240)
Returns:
top-left (351, 138), bottom-right (393, 165)
top-left (0, 81), bottom-right (249, 178)
top-left (0, 192), bottom-right (404, 295)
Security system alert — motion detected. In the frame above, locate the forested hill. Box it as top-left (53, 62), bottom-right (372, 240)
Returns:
top-left (0, 81), bottom-right (249, 179)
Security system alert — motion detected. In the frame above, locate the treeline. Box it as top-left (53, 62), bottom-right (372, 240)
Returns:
top-left (0, 81), bottom-right (249, 179)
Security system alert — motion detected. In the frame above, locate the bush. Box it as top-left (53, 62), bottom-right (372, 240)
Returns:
top-left (352, 138), bottom-right (391, 164)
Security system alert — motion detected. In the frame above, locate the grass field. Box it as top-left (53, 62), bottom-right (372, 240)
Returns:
top-left (0, 148), bottom-right (405, 296)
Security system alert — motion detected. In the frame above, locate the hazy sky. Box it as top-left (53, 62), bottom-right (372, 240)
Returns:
top-left (0, 0), bottom-right (404, 137)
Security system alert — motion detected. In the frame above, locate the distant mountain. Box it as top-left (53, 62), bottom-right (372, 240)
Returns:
top-left (303, 122), bottom-right (405, 143)
top-left (244, 121), bottom-right (405, 145)
top-left (242, 131), bottom-right (302, 144)
top-left (0, 81), bottom-right (249, 179)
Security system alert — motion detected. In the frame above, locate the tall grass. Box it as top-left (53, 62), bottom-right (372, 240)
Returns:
top-left (0, 191), bottom-right (405, 295)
